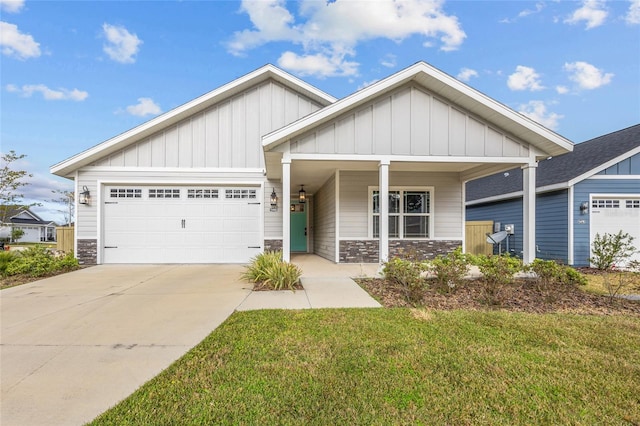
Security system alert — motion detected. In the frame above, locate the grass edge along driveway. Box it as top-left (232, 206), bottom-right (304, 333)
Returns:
top-left (91, 308), bottom-right (640, 425)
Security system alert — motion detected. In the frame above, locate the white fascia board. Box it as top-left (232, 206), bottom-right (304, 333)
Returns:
top-left (263, 61), bottom-right (573, 156)
top-left (465, 191), bottom-right (523, 206)
top-left (567, 145), bottom-right (640, 187)
top-left (51, 65), bottom-right (335, 177)
top-left (289, 153), bottom-right (530, 164)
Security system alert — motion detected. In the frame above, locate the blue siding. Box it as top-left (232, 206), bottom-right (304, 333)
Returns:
top-left (573, 178), bottom-right (640, 266)
top-left (535, 190), bottom-right (568, 262)
top-left (467, 199), bottom-right (523, 256)
top-left (598, 152), bottom-right (640, 175)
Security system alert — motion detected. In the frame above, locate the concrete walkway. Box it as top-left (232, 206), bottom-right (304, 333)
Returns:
top-left (1, 257), bottom-right (380, 425)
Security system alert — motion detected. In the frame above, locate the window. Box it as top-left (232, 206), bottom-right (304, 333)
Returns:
top-left (149, 189), bottom-right (180, 199)
top-left (187, 189), bottom-right (218, 199)
top-left (626, 199), bottom-right (640, 209)
top-left (225, 189), bottom-right (257, 199)
top-left (371, 188), bottom-right (432, 238)
top-left (592, 199), bottom-right (619, 209)
top-left (110, 188), bottom-right (141, 198)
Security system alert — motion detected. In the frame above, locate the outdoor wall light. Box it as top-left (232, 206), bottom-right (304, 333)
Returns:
top-left (270, 188), bottom-right (278, 211)
top-left (298, 185), bottom-right (306, 204)
top-left (79, 186), bottom-right (91, 205)
top-left (580, 201), bottom-right (589, 214)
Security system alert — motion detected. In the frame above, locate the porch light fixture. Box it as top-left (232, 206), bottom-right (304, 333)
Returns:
top-left (580, 201), bottom-right (589, 214)
top-left (79, 186), bottom-right (91, 205)
top-left (270, 188), bottom-right (278, 211)
top-left (298, 185), bottom-right (306, 204)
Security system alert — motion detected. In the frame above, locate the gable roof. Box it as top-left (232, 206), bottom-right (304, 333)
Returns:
top-left (50, 64), bottom-right (337, 178)
top-left (0, 205), bottom-right (49, 224)
top-left (466, 124), bottom-right (640, 203)
top-left (263, 61), bottom-right (573, 157)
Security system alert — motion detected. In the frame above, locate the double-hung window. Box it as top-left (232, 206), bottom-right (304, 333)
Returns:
top-left (371, 187), bottom-right (432, 239)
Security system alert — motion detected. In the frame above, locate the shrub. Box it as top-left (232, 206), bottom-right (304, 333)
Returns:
top-left (4, 246), bottom-right (79, 278)
top-left (0, 251), bottom-right (16, 276)
top-left (383, 257), bottom-right (426, 305)
top-left (589, 231), bottom-right (637, 270)
top-left (242, 251), bottom-right (301, 291)
top-left (427, 247), bottom-right (469, 292)
top-left (527, 259), bottom-right (587, 287)
top-left (471, 254), bottom-right (523, 286)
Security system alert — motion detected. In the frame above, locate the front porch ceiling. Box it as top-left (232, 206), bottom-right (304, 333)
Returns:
top-left (284, 159), bottom-right (526, 197)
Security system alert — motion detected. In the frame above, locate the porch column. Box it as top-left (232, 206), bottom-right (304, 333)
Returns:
top-left (379, 160), bottom-right (390, 264)
top-left (522, 162), bottom-right (537, 264)
top-left (282, 157), bottom-right (291, 262)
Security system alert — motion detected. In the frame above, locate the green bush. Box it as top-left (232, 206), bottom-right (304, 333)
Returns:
top-left (242, 251), bottom-right (302, 291)
top-left (383, 257), bottom-right (426, 305)
top-left (427, 247), bottom-right (469, 292)
top-left (471, 254), bottom-right (523, 286)
top-left (0, 251), bottom-right (17, 276)
top-left (589, 231), bottom-right (637, 270)
top-left (527, 259), bottom-right (587, 287)
top-left (4, 246), bottom-right (79, 278)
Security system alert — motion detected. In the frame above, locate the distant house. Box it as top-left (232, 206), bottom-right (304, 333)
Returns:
top-left (466, 124), bottom-right (640, 266)
top-left (0, 206), bottom-right (57, 243)
top-left (50, 62), bottom-right (573, 265)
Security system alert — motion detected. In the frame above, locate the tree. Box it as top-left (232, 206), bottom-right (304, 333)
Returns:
top-left (0, 150), bottom-right (33, 223)
top-left (10, 227), bottom-right (24, 243)
top-left (49, 189), bottom-right (75, 226)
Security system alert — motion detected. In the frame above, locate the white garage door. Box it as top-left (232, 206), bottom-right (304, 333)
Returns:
top-left (590, 196), bottom-right (640, 266)
top-left (103, 186), bottom-right (261, 264)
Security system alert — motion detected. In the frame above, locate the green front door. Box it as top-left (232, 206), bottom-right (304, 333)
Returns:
top-left (290, 202), bottom-right (307, 252)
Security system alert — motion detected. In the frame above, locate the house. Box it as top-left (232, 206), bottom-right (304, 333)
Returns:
top-left (0, 205), bottom-right (57, 243)
top-left (466, 124), bottom-right (640, 266)
top-left (50, 62), bottom-right (573, 265)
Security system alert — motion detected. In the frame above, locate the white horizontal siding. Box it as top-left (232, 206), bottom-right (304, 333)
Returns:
top-left (291, 84), bottom-right (529, 158)
top-left (264, 180), bottom-right (283, 238)
top-left (314, 174), bottom-right (336, 261)
top-left (339, 170), bottom-right (463, 239)
top-left (91, 80), bottom-right (323, 169)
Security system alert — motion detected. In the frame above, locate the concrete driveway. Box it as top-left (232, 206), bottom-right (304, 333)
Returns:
top-left (1, 264), bottom-right (251, 426)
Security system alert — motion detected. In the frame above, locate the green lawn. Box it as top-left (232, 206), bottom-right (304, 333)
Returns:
top-left (91, 309), bottom-right (640, 425)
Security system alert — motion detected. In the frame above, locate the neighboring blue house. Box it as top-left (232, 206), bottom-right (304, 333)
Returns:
top-left (466, 124), bottom-right (640, 266)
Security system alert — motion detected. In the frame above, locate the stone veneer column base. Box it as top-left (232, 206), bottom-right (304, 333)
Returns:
top-left (264, 239), bottom-right (283, 252)
top-left (77, 239), bottom-right (97, 265)
top-left (339, 239), bottom-right (462, 263)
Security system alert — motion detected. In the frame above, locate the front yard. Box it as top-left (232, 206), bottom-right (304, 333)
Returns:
top-left (90, 308), bottom-right (639, 425)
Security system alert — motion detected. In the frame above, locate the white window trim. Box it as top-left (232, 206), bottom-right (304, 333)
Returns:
top-left (368, 186), bottom-right (434, 239)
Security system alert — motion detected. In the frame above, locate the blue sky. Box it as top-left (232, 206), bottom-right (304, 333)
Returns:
top-left (1, 0), bottom-right (639, 222)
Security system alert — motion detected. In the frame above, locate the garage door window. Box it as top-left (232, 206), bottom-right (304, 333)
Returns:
top-left (187, 189), bottom-right (218, 199)
top-left (592, 199), bottom-right (619, 209)
top-left (110, 188), bottom-right (142, 198)
top-left (225, 189), bottom-right (257, 199)
top-left (149, 189), bottom-right (180, 199)
top-left (627, 200), bottom-right (640, 209)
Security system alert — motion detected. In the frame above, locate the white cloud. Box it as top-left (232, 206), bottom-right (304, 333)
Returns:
top-left (518, 100), bottom-right (563, 130)
top-left (556, 85), bottom-right (569, 94)
top-left (500, 2), bottom-right (545, 23)
top-left (102, 23), bottom-right (142, 64)
top-left (0, 0), bottom-right (25, 13)
top-left (627, 0), bottom-right (640, 24)
top-left (357, 79), bottom-right (380, 91)
top-left (507, 65), bottom-right (544, 91)
top-left (381, 54), bottom-right (396, 68)
top-left (125, 97), bottom-right (161, 117)
top-left (457, 67), bottom-right (478, 82)
top-left (277, 51), bottom-right (358, 78)
top-left (228, 0), bottom-right (465, 77)
top-left (564, 0), bottom-right (608, 29)
top-left (6, 83), bottom-right (88, 101)
top-left (0, 21), bottom-right (40, 59)
top-left (563, 61), bottom-right (613, 90)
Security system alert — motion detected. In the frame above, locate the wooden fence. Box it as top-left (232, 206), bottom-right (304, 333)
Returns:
top-left (465, 221), bottom-right (493, 256)
top-left (56, 227), bottom-right (74, 253)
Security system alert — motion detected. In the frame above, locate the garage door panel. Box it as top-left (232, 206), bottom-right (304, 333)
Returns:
top-left (591, 196), bottom-right (640, 266)
top-left (103, 186), bottom-right (261, 264)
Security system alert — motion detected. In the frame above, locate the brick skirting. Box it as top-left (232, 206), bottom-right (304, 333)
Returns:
top-left (339, 239), bottom-right (462, 263)
top-left (264, 239), bottom-right (283, 252)
top-left (77, 239), bottom-right (97, 265)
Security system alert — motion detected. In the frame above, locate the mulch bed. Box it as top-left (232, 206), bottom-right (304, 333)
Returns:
top-left (357, 277), bottom-right (640, 316)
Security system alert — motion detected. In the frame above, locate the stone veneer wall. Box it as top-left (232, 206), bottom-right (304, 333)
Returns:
top-left (77, 239), bottom-right (97, 265)
top-left (264, 239), bottom-right (283, 252)
top-left (339, 239), bottom-right (462, 263)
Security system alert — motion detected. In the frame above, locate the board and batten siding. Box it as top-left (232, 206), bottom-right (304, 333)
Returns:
top-left (466, 198), bottom-right (523, 256)
top-left (92, 81), bottom-right (323, 169)
top-left (598, 152), bottom-right (640, 175)
top-left (573, 177), bottom-right (640, 266)
top-left (75, 169), bottom-right (266, 240)
top-left (339, 171), bottom-right (463, 239)
top-left (290, 84), bottom-right (530, 158)
top-left (313, 174), bottom-right (336, 261)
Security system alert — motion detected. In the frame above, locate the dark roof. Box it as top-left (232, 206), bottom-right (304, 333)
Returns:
top-left (466, 124), bottom-right (640, 202)
top-left (0, 205), bottom-right (44, 222)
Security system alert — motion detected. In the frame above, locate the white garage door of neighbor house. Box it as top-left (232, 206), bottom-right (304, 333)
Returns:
top-left (103, 186), bottom-right (262, 264)
top-left (590, 196), bottom-right (640, 266)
